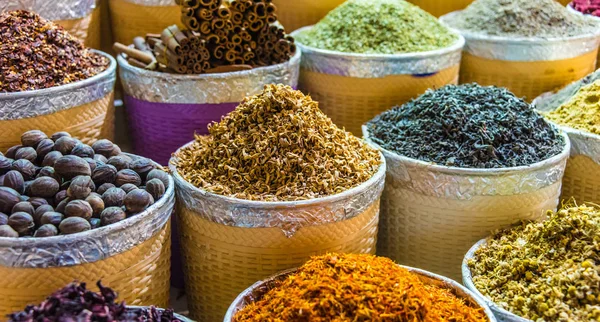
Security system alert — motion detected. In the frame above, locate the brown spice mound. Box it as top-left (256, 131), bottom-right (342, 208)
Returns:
top-left (0, 10), bottom-right (109, 93)
top-left (234, 253), bottom-right (489, 321)
top-left (174, 84), bottom-right (381, 202)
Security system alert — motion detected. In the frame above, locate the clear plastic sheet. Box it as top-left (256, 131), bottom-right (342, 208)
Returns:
top-left (1, 0), bottom-right (97, 20)
top-left (0, 51), bottom-right (116, 121)
top-left (290, 26), bottom-right (465, 78)
top-left (118, 0), bottom-right (176, 5)
top-left (118, 50), bottom-right (301, 104)
top-left (224, 265), bottom-right (498, 322)
top-left (363, 126), bottom-right (570, 200)
top-left (169, 142), bottom-right (386, 237)
top-left (0, 155), bottom-right (175, 268)
top-left (440, 12), bottom-right (600, 62)
top-left (463, 240), bottom-right (532, 322)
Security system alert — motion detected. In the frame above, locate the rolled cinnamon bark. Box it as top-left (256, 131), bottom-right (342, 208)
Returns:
top-left (249, 20), bottom-right (264, 32)
top-left (161, 28), bottom-right (183, 56)
top-left (217, 5), bottom-right (231, 19)
top-left (127, 57), bottom-right (148, 69)
top-left (113, 42), bottom-right (155, 65)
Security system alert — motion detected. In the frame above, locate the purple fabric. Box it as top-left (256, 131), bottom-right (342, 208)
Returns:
top-left (125, 95), bottom-right (238, 165)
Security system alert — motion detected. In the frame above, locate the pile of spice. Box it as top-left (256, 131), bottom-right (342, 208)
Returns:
top-left (0, 130), bottom-right (170, 238)
top-left (295, 0), bottom-right (458, 54)
top-left (8, 281), bottom-right (181, 321)
top-left (468, 205), bottom-right (600, 321)
top-left (444, 0), bottom-right (597, 38)
top-left (0, 10), bottom-right (109, 93)
top-left (367, 84), bottom-right (564, 168)
top-left (571, 0), bottom-right (600, 16)
top-left (234, 253), bottom-right (488, 321)
top-left (536, 69), bottom-right (600, 112)
top-left (174, 84), bottom-right (381, 201)
top-left (543, 80), bottom-right (600, 135)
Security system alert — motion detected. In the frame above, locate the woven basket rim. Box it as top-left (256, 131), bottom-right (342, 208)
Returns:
top-left (291, 25), bottom-right (465, 60)
top-left (0, 50), bottom-right (116, 100)
top-left (362, 125), bottom-right (571, 176)
top-left (168, 140), bottom-right (386, 208)
top-left (462, 239), bottom-right (533, 322)
top-left (0, 154), bottom-right (174, 246)
top-left (225, 264), bottom-right (498, 322)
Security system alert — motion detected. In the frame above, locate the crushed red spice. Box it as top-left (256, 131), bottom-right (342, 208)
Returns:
top-left (0, 10), bottom-right (109, 93)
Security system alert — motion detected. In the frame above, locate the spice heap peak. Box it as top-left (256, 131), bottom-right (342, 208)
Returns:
top-left (0, 10), bottom-right (109, 93)
top-left (174, 84), bottom-right (381, 202)
top-left (544, 79), bottom-right (600, 135)
top-left (296, 0), bottom-right (458, 54)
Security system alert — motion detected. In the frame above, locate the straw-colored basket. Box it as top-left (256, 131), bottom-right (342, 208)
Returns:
top-left (0, 51), bottom-right (116, 153)
top-left (109, 0), bottom-right (183, 45)
top-left (364, 127), bottom-right (570, 281)
top-left (407, 0), bottom-right (473, 17)
top-left (56, 6), bottom-right (102, 49)
top-left (170, 147), bottom-right (386, 322)
top-left (272, 0), bottom-right (344, 32)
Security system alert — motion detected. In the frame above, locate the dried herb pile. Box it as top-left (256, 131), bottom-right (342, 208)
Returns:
top-left (468, 205), bottom-right (600, 321)
top-left (174, 84), bottom-right (381, 202)
top-left (535, 69), bottom-right (600, 112)
top-left (0, 10), bottom-right (109, 93)
top-left (295, 0), bottom-right (458, 54)
top-left (543, 80), bottom-right (600, 135)
top-left (8, 281), bottom-right (181, 321)
top-left (445, 0), bottom-right (598, 38)
top-left (234, 253), bottom-right (488, 321)
top-left (572, 0), bottom-right (600, 16)
top-left (367, 84), bottom-right (564, 168)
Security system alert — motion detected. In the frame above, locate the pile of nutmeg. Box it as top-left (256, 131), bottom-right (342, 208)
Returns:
top-left (0, 131), bottom-right (170, 238)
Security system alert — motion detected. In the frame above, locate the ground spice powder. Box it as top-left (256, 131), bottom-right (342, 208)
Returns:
top-left (536, 69), bottom-right (600, 112)
top-left (469, 205), bottom-right (600, 321)
top-left (234, 253), bottom-right (488, 321)
top-left (544, 79), bottom-right (600, 135)
top-left (174, 84), bottom-right (381, 202)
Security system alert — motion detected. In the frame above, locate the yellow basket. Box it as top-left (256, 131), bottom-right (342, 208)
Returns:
top-left (562, 155), bottom-right (600, 203)
top-left (56, 6), bottom-right (102, 49)
top-left (109, 0), bottom-right (183, 45)
top-left (364, 128), bottom-right (570, 281)
top-left (0, 51), bottom-right (116, 153)
top-left (0, 158), bottom-right (175, 317)
top-left (170, 148), bottom-right (386, 322)
top-left (272, 0), bottom-right (345, 32)
top-left (407, 0), bottom-right (474, 17)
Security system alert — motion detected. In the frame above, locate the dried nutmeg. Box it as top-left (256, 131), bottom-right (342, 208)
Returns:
top-left (4, 170), bottom-right (25, 194)
top-left (111, 145), bottom-right (122, 157)
top-left (29, 177), bottom-right (60, 198)
top-left (35, 139), bottom-right (55, 161)
top-left (67, 176), bottom-right (95, 199)
top-left (59, 217), bottom-right (91, 235)
top-left (0, 212), bottom-right (8, 225)
top-left (34, 204), bottom-right (54, 225)
top-left (12, 201), bottom-right (34, 215)
top-left (34, 224), bottom-right (58, 237)
top-left (97, 183), bottom-right (116, 195)
top-left (0, 186), bottom-right (21, 214)
top-left (11, 159), bottom-right (36, 180)
top-left (29, 197), bottom-right (49, 209)
top-left (42, 151), bottom-right (63, 167)
top-left (55, 198), bottom-right (70, 214)
top-left (115, 169), bottom-right (142, 187)
top-left (36, 166), bottom-right (60, 182)
top-left (92, 139), bottom-right (115, 158)
top-left (100, 207), bottom-right (126, 226)
top-left (102, 187), bottom-right (126, 208)
top-left (145, 179), bottom-right (166, 201)
top-left (90, 218), bottom-right (101, 229)
top-left (120, 183), bottom-right (138, 194)
top-left (40, 211), bottom-right (64, 226)
top-left (85, 194), bottom-right (104, 218)
top-left (146, 169), bottom-right (170, 189)
top-left (51, 131), bottom-right (71, 142)
top-left (92, 164), bottom-right (117, 185)
top-left (84, 158), bottom-right (98, 173)
top-left (54, 155), bottom-right (91, 180)
top-left (72, 143), bottom-right (95, 159)
top-left (107, 155), bottom-right (131, 171)
top-left (0, 155), bottom-right (12, 174)
top-left (124, 189), bottom-right (153, 213)
top-left (64, 200), bottom-right (93, 220)
top-left (0, 225), bottom-right (18, 237)
top-left (130, 158), bottom-right (156, 180)
top-left (94, 154), bottom-right (108, 164)
top-left (54, 136), bottom-right (78, 155)
top-left (5, 145), bottom-right (22, 159)
top-left (54, 190), bottom-right (68, 205)
top-left (8, 212), bottom-right (35, 236)
top-left (15, 147), bottom-right (37, 162)
top-left (21, 130), bottom-right (48, 147)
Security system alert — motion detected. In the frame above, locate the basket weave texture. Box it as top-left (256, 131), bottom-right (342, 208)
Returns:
top-left (561, 155), bottom-right (600, 204)
top-left (56, 6), bottom-right (102, 49)
top-left (407, 0), bottom-right (474, 17)
top-left (272, 0), bottom-right (345, 32)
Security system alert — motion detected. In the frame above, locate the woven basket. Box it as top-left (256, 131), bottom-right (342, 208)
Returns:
top-left (363, 126), bottom-right (570, 282)
top-left (407, 0), bottom-right (474, 17)
top-left (0, 50), bottom-right (116, 153)
top-left (292, 26), bottom-right (464, 136)
top-left (169, 145), bottom-right (386, 322)
top-left (0, 156), bottom-right (175, 318)
top-left (272, 0), bottom-right (345, 32)
top-left (56, 6), bottom-right (102, 49)
top-left (118, 49), bottom-right (300, 165)
top-left (441, 12), bottom-right (600, 102)
top-left (224, 265), bottom-right (498, 322)
top-left (108, 0), bottom-right (182, 45)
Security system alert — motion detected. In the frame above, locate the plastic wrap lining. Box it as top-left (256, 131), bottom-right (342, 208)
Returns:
top-left (440, 12), bottom-right (600, 62)
top-left (0, 50), bottom-right (116, 121)
top-left (0, 155), bottom-right (175, 269)
top-left (169, 142), bottom-right (386, 237)
top-left (118, 49), bottom-right (301, 104)
top-left (291, 26), bottom-right (464, 78)
top-left (1, 0), bottom-right (97, 20)
top-left (363, 126), bottom-right (570, 200)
